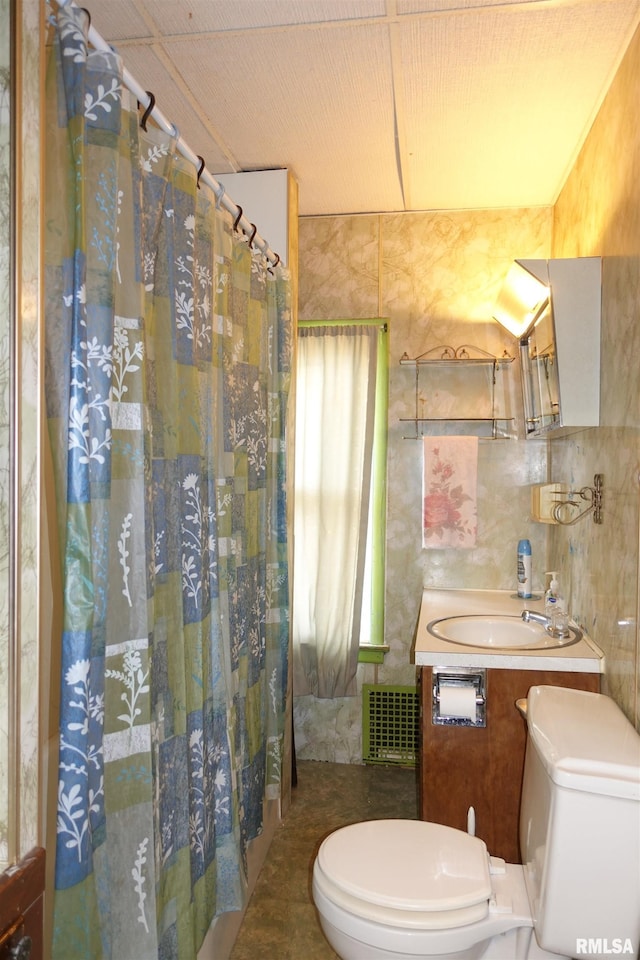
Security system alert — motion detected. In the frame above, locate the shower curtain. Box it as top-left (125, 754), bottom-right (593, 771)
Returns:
top-left (44, 7), bottom-right (291, 958)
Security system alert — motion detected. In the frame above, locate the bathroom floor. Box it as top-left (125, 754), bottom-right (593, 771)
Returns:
top-left (229, 759), bottom-right (420, 960)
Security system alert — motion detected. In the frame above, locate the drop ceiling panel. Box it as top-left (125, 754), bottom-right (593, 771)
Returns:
top-left (89, 2), bottom-right (154, 41)
top-left (397, 0), bottom-right (640, 209)
top-left (397, 0), bottom-right (524, 12)
top-left (143, 0), bottom-right (387, 33)
top-left (87, 0), bottom-right (640, 216)
top-left (165, 21), bottom-right (404, 213)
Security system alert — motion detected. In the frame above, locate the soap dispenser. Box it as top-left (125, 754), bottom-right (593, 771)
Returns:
top-left (545, 572), bottom-right (569, 636)
top-left (544, 572), bottom-right (559, 620)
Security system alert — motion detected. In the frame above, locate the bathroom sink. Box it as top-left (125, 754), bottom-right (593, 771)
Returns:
top-left (426, 614), bottom-right (581, 650)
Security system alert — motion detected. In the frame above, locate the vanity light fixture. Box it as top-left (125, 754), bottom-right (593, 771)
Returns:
top-left (492, 260), bottom-right (550, 338)
top-left (552, 474), bottom-right (604, 526)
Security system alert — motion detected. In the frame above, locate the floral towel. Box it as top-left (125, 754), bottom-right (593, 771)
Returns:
top-left (423, 437), bottom-right (478, 548)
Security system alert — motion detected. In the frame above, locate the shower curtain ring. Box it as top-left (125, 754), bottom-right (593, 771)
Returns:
top-left (170, 122), bottom-right (180, 141)
top-left (79, 7), bottom-right (91, 29)
top-left (248, 223), bottom-right (257, 247)
top-left (140, 91), bottom-right (155, 131)
top-left (215, 184), bottom-right (226, 209)
top-left (267, 253), bottom-right (280, 275)
top-left (196, 156), bottom-right (205, 189)
top-left (233, 206), bottom-right (243, 231)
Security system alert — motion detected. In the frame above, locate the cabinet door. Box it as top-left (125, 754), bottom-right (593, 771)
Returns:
top-left (0, 849), bottom-right (45, 960)
top-left (419, 669), bottom-right (600, 862)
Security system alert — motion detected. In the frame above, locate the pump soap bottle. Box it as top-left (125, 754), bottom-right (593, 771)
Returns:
top-left (546, 572), bottom-right (568, 636)
top-left (517, 539), bottom-right (532, 599)
top-left (545, 572), bottom-right (558, 620)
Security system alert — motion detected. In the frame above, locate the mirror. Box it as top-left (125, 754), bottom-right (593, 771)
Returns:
top-left (519, 302), bottom-right (561, 436)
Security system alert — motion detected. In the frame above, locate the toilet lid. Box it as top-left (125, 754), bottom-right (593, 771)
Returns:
top-left (316, 819), bottom-right (492, 914)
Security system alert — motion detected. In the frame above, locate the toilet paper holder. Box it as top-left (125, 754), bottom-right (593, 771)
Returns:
top-left (432, 667), bottom-right (486, 727)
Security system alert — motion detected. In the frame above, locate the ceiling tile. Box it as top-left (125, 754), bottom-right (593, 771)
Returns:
top-left (84, 0), bottom-right (640, 216)
top-left (396, 0), bottom-right (640, 209)
top-left (397, 0), bottom-right (523, 12)
top-left (164, 20), bottom-right (404, 213)
top-left (137, 0), bottom-right (387, 35)
top-left (89, 1), bottom-right (154, 41)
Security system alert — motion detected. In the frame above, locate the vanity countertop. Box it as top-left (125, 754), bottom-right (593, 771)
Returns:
top-left (412, 588), bottom-right (604, 672)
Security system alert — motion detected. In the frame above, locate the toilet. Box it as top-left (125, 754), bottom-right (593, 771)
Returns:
top-left (312, 685), bottom-right (640, 960)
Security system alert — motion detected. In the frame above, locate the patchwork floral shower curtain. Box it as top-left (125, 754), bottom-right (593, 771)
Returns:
top-left (44, 7), bottom-right (291, 958)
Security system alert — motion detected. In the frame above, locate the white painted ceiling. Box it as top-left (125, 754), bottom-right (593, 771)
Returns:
top-left (89, 0), bottom-right (640, 217)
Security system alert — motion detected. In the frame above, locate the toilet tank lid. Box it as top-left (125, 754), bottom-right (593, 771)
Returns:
top-left (527, 686), bottom-right (640, 800)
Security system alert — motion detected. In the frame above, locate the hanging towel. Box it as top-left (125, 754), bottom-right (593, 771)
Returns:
top-left (423, 436), bottom-right (478, 548)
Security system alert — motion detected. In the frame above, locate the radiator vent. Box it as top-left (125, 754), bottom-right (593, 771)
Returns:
top-left (362, 684), bottom-right (419, 767)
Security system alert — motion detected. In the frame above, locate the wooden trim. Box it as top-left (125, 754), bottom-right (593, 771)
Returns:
top-left (0, 848), bottom-right (45, 960)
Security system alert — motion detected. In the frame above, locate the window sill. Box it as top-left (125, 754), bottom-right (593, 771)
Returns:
top-left (358, 644), bottom-right (390, 664)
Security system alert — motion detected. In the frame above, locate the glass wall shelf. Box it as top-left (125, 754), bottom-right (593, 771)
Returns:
top-left (399, 345), bottom-right (515, 440)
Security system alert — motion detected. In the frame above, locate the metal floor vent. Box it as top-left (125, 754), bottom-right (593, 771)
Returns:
top-left (362, 684), bottom-right (419, 767)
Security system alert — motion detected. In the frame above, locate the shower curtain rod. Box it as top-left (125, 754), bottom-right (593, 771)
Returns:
top-left (56, 0), bottom-right (281, 269)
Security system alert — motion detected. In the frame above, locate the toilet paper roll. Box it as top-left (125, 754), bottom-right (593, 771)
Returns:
top-left (439, 684), bottom-right (477, 722)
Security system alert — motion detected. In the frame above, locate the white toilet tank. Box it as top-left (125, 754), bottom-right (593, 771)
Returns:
top-left (520, 685), bottom-right (640, 960)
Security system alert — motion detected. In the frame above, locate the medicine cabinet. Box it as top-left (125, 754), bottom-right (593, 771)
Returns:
top-left (508, 258), bottom-right (602, 438)
top-left (399, 345), bottom-right (515, 440)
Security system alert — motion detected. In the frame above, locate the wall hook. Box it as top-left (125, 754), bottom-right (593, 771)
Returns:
top-left (552, 473), bottom-right (604, 525)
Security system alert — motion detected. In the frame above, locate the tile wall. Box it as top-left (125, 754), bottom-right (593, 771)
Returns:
top-left (295, 207), bottom-right (553, 761)
top-left (549, 22), bottom-right (640, 726)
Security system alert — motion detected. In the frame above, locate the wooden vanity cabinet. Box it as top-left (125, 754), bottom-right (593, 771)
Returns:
top-left (0, 848), bottom-right (45, 960)
top-left (418, 668), bottom-right (600, 863)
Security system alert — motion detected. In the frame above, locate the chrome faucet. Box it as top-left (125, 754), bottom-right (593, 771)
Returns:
top-left (521, 609), bottom-right (578, 640)
top-left (521, 609), bottom-right (551, 628)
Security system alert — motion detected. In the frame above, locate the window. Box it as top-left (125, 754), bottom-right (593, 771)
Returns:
top-left (292, 320), bottom-right (388, 700)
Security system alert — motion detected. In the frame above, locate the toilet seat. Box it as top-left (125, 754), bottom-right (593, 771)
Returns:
top-left (314, 819), bottom-right (492, 930)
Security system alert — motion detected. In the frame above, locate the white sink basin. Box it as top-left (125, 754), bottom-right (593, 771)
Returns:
top-left (426, 614), bottom-right (581, 650)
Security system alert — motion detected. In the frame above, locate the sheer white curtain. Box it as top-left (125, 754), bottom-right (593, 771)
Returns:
top-left (292, 325), bottom-right (378, 698)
